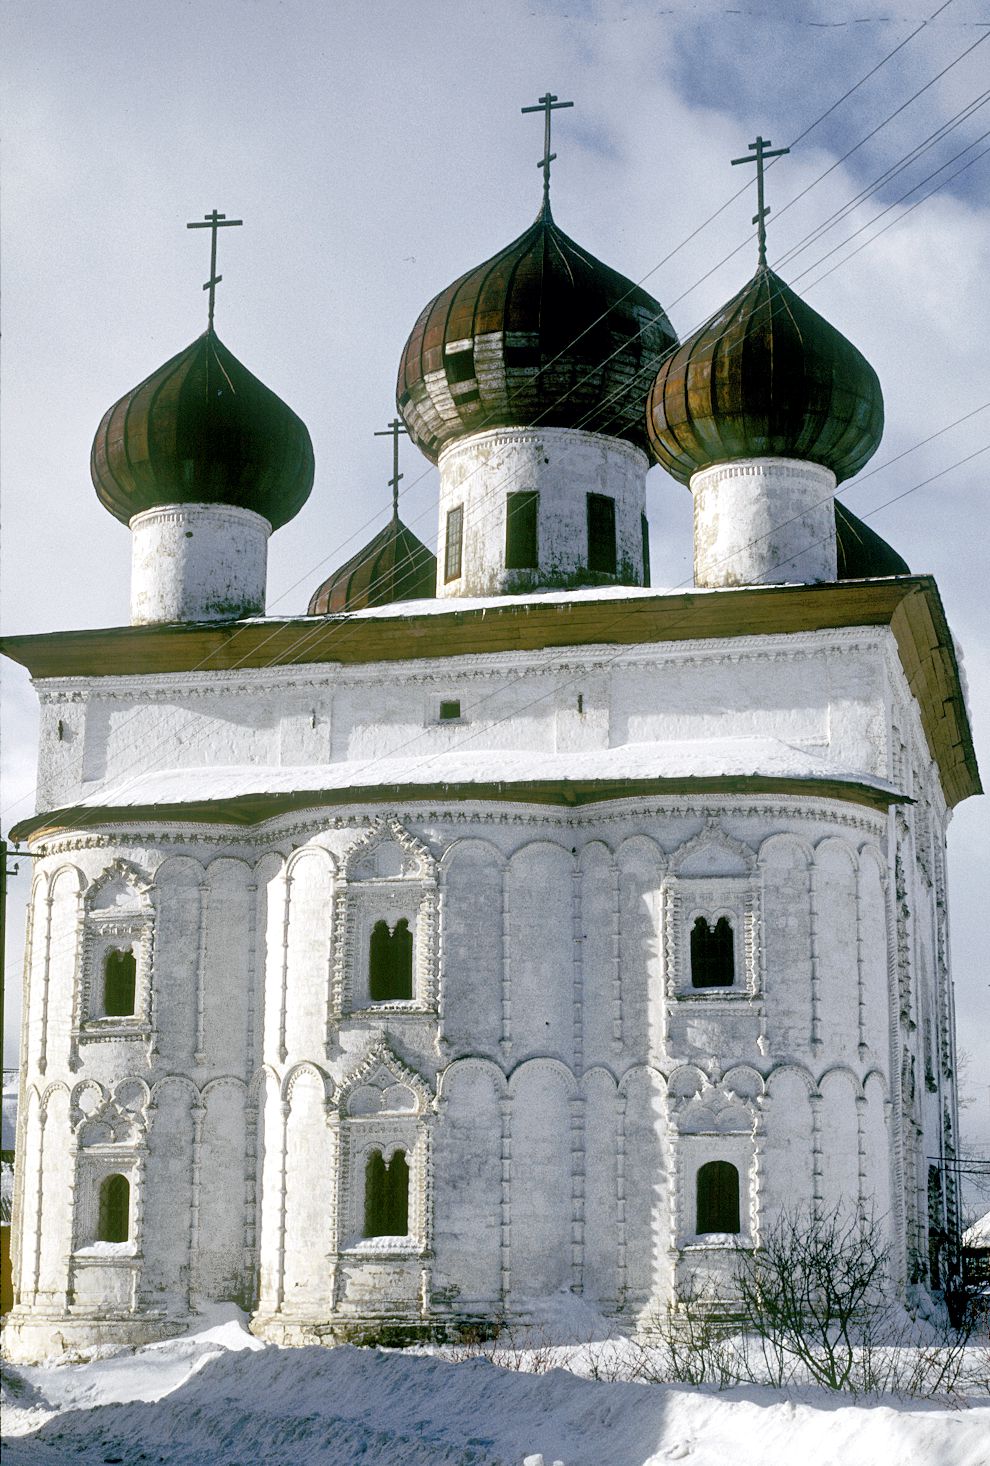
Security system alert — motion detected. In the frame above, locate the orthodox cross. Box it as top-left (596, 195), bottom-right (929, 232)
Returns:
top-left (521, 92), bottom-right (574, 205)
top-left (730, 136), bottom-right (790, 266)
top-left (374, 417), bottom-right (408, 518)
top-left (186, 209), bottom-right (243, 330)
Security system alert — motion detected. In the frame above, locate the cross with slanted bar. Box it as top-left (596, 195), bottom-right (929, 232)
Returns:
top-left (186, 210), bottom-right (244, 330)
top-left (521, 92), bottom-right (574, 205)
top-left (731, 136), bottom-right (790, 267)
top-left (374, 417), bottom-right (409, 518)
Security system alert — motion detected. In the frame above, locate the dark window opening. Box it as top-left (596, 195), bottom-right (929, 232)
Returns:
top-left (439, 699), bottom-right (461, 721)
top-left (641, 512), bottom-right (651, 587)
top-left (690, 916), bottom-right (734, 988)
top-left (587, 493), bottom-right (617, 574)
top-left (444, 345), bottom-right (476, 384)
top-left (505, 491), bottom-right (539, 570)
top-left (928, 1164), bottom-right (944, 1288)
top-left (445, 505), bottom-right (463, 582)
top-left (369, 918), bottom-right (414, 1001)
top-left (98, 1173), bottom-right (131, 1243)
top-left (696, 1160), bottom-right (740, 1234)
top-left (104, 949), bottom-right (137, 1017)
top-left (364, 1148), bottom-right (410, 1238)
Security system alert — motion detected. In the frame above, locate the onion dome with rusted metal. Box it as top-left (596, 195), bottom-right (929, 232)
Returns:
top-left (835, 499), bottom-right (909, 578)
top-left (397, 200), bottom-right (677, 462)
top-left (646, 264), bottom-right (883, 485)
top-left (308, 513), bottom-right (437, 614)
top-left (91, 329), bottom-right (315, 529)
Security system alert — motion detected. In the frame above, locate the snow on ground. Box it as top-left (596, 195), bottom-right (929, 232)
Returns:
top-left (3, 1309), bottom-right (988, 1466)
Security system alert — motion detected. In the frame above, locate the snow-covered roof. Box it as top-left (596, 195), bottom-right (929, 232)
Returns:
top-left (71, 738), bottom-right (901, 813)
top-left (963, 1209), bottom-right (990, 1248)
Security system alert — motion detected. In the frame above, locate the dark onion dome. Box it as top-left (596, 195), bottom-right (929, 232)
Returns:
top-left (646, 264), bottom-right (884, 485)
top-left (835, 499), bottom-right (909, 578)
top-left (308, 513), bottom-right (436, 614)
top-left (396, 201), bottom-right (678, 462)
top-left (91, 330), bottom-right (315, 529)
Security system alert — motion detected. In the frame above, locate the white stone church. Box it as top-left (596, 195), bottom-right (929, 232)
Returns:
top-left (1, 155), bottom-right (979, 1360)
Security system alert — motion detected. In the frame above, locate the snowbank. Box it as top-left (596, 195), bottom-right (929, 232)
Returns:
top-left (2, 1310), bottom-right (988, 1466)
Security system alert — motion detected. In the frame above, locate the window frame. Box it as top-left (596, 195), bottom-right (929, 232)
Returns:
top-left (505, 490), bottom-right (540, 571)
top-left (587, 492), bottom-right (617, 575)
top-left (444, 504), bottom-right (464, 583)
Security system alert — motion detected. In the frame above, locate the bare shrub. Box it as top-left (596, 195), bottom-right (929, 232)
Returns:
top-left (636, 1281), bottom-right (740, 1389)
top-left (735, 1206), bottom-right (888, 1393)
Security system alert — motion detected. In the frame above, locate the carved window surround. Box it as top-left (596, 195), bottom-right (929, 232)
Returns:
top-left (331, 821), bottom-right (439, 1020)
top-left (663, 876), bottom-right (761, 999)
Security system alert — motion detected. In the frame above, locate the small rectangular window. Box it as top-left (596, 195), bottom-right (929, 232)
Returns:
top-left (445, 504), bottom-right (463, 582)
top-left (505, 491), bottom-right (539, 570)
top-left (439, 699), bottom-right (461, 721)
top-left (641, 512), bottom-right (651, 587)
top-left (587, 493), bottom-right (617, 575)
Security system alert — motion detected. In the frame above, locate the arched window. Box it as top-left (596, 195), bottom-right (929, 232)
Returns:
top-left (103, 949), bottom-right (137, 1016)
top-left (98, 1174), bottom-right (131, 1242)
top-left (690, 916), bottom-right (734, 988)
top-left (696, 1160), bottom-right (740, 1234)
top-left (368, 918), bottom-right (413, 1001)
top-left (363, 1148), bottom-right (409, 1237)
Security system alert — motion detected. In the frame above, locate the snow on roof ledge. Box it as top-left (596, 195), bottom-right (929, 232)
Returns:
top-left (73, 738), bottom-right (902, 811)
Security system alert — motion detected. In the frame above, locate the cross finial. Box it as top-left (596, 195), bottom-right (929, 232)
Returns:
top-left (730, 136), bottom-right (790, 267)
top-left (374, 417), bottom-right (409, 519)
top-left (521, 92), bottom-right (574, 208)
top-left (186, 209), bottom-right (244, 330)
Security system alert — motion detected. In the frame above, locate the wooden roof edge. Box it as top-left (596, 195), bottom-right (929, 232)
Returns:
top-left (9, 773), bottom-right (908, 843)
top-left (890, 580), bottom-right (982, 809)
top-left (0, 577), bottom-right (926, 678)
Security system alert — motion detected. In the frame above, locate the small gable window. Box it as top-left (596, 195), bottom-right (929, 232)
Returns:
top-left (505, 490), bottom-right (539, 570)
top-left (103, 949), bottom-right (137, 1016)
top-left (696, 1160), bottom-right (740, 1235)
top-left (364, 1149), bottom-right (409, 1238)
top-left (369, 918), bottom-right (414, 1001)
top-left (98, 1173), bottom-right (131, 1243)
top-left (587, 492), bottom-right (617, 574)
top-left (690, 916), bottom-right (734, 988)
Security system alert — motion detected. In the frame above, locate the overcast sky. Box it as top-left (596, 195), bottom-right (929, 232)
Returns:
top-left (2, 0), bottom-right (988, 1200)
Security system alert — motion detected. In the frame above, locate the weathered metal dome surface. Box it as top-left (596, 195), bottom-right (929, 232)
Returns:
top-left (835, 499), bottom-right (909, 578)
top-left (308, 514), bottom-right (437, 614)
top-left (91, 330), bottom-right (315, 529)
top-left (397, 202), bottom-right (677, 462)
top-left (646, 264), bottom-right (884, 485)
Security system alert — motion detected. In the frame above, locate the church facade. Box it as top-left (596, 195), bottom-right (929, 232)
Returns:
top-left (1, 157), bottom-right (979, 1360)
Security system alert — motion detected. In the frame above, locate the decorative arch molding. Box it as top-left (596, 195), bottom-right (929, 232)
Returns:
top-left (436, 1056), bottom-right (508, 1104)
top-left (283, 843), bottom-right (338, 883)
top-left (280, 1060), bottom-right (335, 1108)
top-left (439, 836), bottom-right (507, 875)
top-left (342, 818), bottom-right (437, 883)
top-left (669, 818), bottom-right (756, 877)
top-left (816, 1063), bottom-right (865, 1099)
top-left (39, 1080), bottom-right (71, 1119)
top-left (247, 1063), bottom-right (281, 1105)
top-left (507, 1056), bottom-right (579, 1099)
top-left (337, 1041), bottom-right (433, 1117)
top-left (764, 1061), bottom-right (818, 1097)
top-left (83, 857), bottom-right (156, 906)
top-left (757, 831), bottom-right (814, 868)
top-left (332, 820), bottom-right (439, 1019)
top-left (813, 835), bottom-right (860, 872)
top-left (617, 1061), bottom-right (669, 1099)
top-left (579, 1063), bottom-right (620, 1095)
